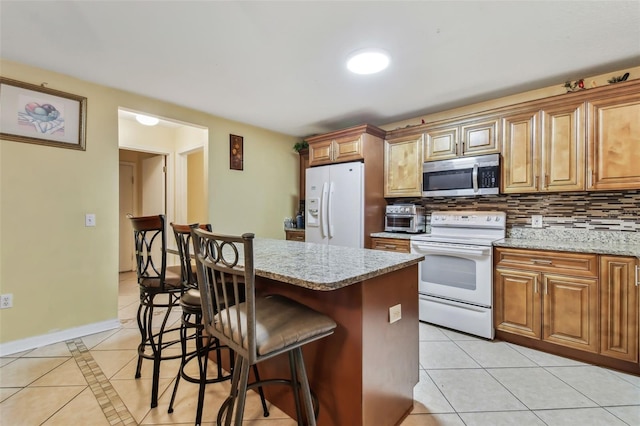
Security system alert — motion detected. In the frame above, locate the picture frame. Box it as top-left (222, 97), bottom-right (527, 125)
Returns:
top-left (230, 134), bottom-right (243, 170)
top-left (0, 77), bottom-right (87, 150)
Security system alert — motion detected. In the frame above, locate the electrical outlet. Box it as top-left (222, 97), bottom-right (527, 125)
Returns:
top-left (389, 304), bottom-right (402, 323)
top-left (1, 294), bottom-right (13, 309)
top-left (531, 215), bottom-right (543, 228)
top-left (85, 213), bottom-right (96, 227)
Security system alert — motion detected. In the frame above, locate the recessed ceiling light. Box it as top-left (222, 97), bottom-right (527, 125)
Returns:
top-left (346, 49), bottom-right (390, 75)
top-left (135, 114), bottom-right (159, 126)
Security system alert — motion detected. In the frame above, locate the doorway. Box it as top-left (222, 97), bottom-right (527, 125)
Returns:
top-left (117, 108), bottom-right (208, 272)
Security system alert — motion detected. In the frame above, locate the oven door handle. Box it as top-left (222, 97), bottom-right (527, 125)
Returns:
top-left (412, 244), bottom-right (490, 257)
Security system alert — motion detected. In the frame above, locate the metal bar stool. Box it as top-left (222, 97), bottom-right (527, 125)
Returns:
top-left (191, 229), bottom-right (337, 426)
top-left (168, 223), bottom-right (268, 425)
top-left (129, 214), bottom-right (184, 408)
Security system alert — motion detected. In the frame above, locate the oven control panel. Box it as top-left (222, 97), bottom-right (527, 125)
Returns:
top-left (430, 211), bottom-right (506, 229)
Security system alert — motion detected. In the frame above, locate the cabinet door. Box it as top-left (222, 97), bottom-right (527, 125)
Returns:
top-left (424, 126), bottom-right (458, 161)
top-left (461, 118), bottom-right (499, 156)
top-left (541, 102), bottom-right (585, 192)
top-left (308, 139), bottom-right (333, 166)
top-left (501, 110), bottom-right (539, 193)
top-left (494, 268), bottom-right (541, 339)
top-left (600, 256), bottom-right (638, 362)
top-left (332, 134), bottom-right (363, 163)
top-left (543, 274), bottom-right (598, 353)
top-left (587, 93), bottom-right (640, 190)
top-left (371, 237), bottom-right (410, 253)
top-left (384, 134), bottom-right (424, 197)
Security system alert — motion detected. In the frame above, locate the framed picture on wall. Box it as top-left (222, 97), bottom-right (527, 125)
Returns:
top-left (0, 77), bottom-right (87, 150)
top-left (230, 134), bottom-right (243, 170)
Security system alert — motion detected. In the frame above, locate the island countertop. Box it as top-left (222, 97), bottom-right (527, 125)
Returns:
top-left (252, 238), bottom-right (424, 291)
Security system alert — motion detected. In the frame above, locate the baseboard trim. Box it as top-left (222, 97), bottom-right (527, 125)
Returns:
top-left (0, 319), bottom-right (121, 356)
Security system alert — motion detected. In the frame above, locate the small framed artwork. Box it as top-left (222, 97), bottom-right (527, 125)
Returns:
top-left (230, 134), bottom-right (243, 170)
top-left (0, 77), bottom-right (87, 150)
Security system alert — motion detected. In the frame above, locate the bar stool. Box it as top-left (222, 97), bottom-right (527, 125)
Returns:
top-left (167, 223), bottom-right (268, 425)
top-left (129, 214), bottom-right (183, 408)
top-left (191, 229), bottom-right (337, 426)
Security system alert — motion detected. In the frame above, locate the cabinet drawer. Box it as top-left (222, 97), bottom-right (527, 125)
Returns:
top-left (495, 248), bottom-right (597, 277)
top-left (371, 237), bottom-right (411, 253)
top-left (285, 230), bottom-right (305, 241)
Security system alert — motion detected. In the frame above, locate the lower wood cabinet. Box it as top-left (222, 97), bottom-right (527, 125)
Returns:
top-left (371, 237), bottom-right (411, 253)
top-left (494, 248), bottom-right (599, 353)
top-left (600, 256), bottom-right (639, 363)
top-left (285, 229), bottom-right (305, 242)
top-left (495, 248), bottom-right (640, 372)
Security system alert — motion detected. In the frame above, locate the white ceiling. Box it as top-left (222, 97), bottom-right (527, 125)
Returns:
top-left (2, 1), bottom-right (639, 138)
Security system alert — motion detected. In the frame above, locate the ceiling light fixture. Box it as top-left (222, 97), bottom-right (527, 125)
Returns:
top-left (346, 48), bottom-right (390, 75)
top-left (135, 114), bottom-right (159, 126)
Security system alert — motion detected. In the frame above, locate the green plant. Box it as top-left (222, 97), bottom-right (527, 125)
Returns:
top-left (293, 141), bottom-right (308, 152)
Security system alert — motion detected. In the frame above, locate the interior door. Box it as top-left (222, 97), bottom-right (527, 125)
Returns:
top-left (142, 155), bottom-right (166, 263)
top-left (142, 155), bottom-right (166, 215)
top-left (119, 163), bottom-right (135, 272)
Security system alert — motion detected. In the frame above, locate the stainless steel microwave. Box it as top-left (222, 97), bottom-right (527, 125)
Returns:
top-left (422, 153), bottom-right (500, 197)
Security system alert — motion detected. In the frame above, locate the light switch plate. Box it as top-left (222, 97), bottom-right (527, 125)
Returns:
top-left (389, 304), bottom-right (402, 323)
top-left (85, 213), bottom-right (96, 227)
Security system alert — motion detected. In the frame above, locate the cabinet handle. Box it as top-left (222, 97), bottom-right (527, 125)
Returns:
top-left (532, 259), bottom-right (552, 264)
top-left (544, 279), bottom-right (548, 295)
top-left (543, 174), bottom-right (548, 189)
top-left (534, 175), bottom-right (539, 189)
top-left (460, 140), bottom-right (465, 154)
top-left (384, 244), bottom-right (397, 249)
top-left (636, 265), bottom-right (639, 286)
top-left (534, 277), bottom-right (538, 294)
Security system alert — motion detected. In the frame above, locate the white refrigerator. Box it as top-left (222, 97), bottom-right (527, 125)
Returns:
top-left (305, 162), bottom-right (364, 248)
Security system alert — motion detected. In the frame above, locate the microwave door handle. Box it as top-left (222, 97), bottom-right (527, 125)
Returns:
top-left (472, 163), bottom-right (479, 192)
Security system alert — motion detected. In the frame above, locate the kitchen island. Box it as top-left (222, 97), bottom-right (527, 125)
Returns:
top-left (247, 238), bottom-right (424, 426)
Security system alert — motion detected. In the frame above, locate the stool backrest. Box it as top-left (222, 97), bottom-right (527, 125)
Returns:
top-left (130, 214), bottom-right (168, 290)
top-left (170, 222), bottom-right (212, 290)
top-left (191, 228), bottom-right (256, 362)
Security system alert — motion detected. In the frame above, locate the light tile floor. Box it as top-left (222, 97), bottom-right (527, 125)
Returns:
top-left (1, 271), bottom-right (639, 425)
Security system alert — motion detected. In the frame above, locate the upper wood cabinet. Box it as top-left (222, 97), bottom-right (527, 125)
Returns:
top-left (384, 133), bottom-right (424, 197)
top-left (587, 89), bottom-right (640, 190)
top-left (502, 102), bottom-right (585, 193)
top-left (424, 116), bottom-right (499, 162)
top-left (306, 124), bottom-right (386, 167)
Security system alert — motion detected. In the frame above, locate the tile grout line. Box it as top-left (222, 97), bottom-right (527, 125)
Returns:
top-left (66, 338), bottom-right (138, 426)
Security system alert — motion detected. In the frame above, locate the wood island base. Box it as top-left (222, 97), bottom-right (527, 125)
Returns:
top-left (251, 264), bottom-right (419, 426)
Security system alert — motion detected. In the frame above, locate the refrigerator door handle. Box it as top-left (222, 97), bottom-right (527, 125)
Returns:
top-left (320, 182), bottom-right (329, 238)
top-left (327, 181), bottom-right (335, 238)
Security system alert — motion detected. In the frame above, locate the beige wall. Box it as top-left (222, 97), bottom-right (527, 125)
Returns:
top-left (382, 66), bottom-right (640, 130)
top-left (0, 59), bottom-right (298, 346)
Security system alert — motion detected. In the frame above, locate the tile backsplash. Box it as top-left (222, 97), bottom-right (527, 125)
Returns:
top-left (390, 190), bottom-right (640, 232)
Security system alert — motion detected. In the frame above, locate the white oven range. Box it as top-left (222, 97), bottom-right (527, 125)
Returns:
top-left (411, 211), bottom-right (506, 339)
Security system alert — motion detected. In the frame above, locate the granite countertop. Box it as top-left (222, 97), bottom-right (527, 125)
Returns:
top-left (370, 228), bottom-right (640, 258)
top-left (253, 238), bottom-right (423, 291)
top-left (495, 228), bottom-right (640, 258)
top-left (284, 226), bottom-right (305, 232)
top-left (370, 232), bottom-right (422, 240)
